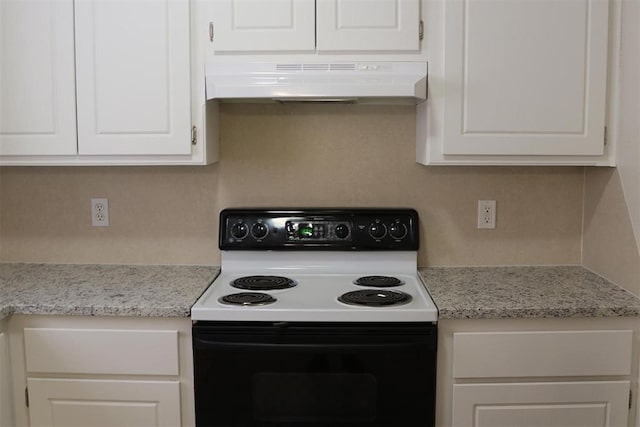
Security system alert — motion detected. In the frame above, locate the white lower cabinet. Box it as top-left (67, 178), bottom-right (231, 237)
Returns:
top-left (8, 315), bottom-right (195, 427)
top-left (438, 318), bottom-right (636, 427)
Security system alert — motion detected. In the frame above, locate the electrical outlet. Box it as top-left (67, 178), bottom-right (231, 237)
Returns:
top-left (477, 200), bottom-right (496, 229)
top-left (91, 198), bottom-right (110, 227)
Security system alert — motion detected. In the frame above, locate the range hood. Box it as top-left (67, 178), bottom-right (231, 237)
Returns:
top-left (205, 62), bottom-right (427, 105)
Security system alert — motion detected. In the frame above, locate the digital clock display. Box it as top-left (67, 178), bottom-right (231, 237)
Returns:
top-left (285, 221), bottom-right (330, 241)
top-left (299, 224), bottom-right (314, 238)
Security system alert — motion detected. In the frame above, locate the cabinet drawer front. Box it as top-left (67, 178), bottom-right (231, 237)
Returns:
top-left (25, 328), bottom-right (179, 375)
top-left (453, 330), bottom-right (632, 378)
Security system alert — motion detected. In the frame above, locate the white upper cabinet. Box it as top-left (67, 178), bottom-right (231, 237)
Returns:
top-left (75, 0), bottom-right (192, 156)
top-left (419, 0), bottom-right (616, 166)
top-left (444, 0), bottom-right (608, 156)
top-left (208, 0), bottom-right (421, 53)
top-left (0, 0), bottom-right (218, 166)
top-left (0, 0), bottom-right (77, 156)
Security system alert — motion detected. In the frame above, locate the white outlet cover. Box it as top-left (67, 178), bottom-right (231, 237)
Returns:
top-left (477, 200), bottom-right (496, 229)
top-left (91, 198), bottom-right (110, 227)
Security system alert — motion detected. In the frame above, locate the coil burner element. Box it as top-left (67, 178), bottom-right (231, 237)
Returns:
top-left (338, 290), bottom-right (412, 307)
top-left (353, 275), bottom-right (404, 288)
top-left (218, 292), bottom-right (277, 306)
top-left (231, 275), bottom-right (296, 291)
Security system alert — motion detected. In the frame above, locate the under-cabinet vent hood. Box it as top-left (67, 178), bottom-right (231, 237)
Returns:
top-left (205, 62), bottom-right (428, 104)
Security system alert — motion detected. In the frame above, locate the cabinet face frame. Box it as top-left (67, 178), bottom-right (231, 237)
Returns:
top-left (0, 327), bottom-right (14, 427)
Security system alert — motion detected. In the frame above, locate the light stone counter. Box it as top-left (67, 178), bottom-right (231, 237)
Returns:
top-left (2, 264), bottom-right (636, 321)
top-left (420, 265), bottom-right (640, 319)
top-left (0, 263), bottom-right (219, 320)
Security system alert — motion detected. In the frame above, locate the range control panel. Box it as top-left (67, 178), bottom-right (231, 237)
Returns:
top-left (219, 208), bottom-right (419, 250)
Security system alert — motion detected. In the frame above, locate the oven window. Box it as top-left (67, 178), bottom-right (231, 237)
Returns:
top-left (253, 372), bottom-right (377, 422)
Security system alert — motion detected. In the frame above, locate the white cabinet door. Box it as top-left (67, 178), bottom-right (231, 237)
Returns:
top-left (316, 0), bottom-right (420, 51)
top-left (28, 378), bottom-right (180, 427)
top-left (209, 0), bottom-right (315, 52)
top-left (0, 0), bottom-right (77, 156)
top-left (441, 0), bottom-right (609, 156)
top-left (75, 0), bottom-right (192, 155)
top-left (208, 0), bottom-right (419, 53)
top-left (453, 381), bottom-right (630, 427)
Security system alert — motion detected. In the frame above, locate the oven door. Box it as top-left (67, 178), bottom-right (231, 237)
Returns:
top-left (193, 321), bottom-right (437, 427)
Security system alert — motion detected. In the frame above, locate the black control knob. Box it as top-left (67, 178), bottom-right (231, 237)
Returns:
top-left (251, 222), bottom-right (269, 239)
top-left (230, 222), bottom-right (248, 239)
top-left (389, 221), bottom-right (408, 239)
top-left (369, 221), bottom-right (387, 239)
top-left (334, 223), bottom-right (349, 239)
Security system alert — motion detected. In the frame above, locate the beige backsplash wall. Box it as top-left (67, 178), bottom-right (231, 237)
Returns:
top-left (582, 168), bottom-right (640, 296)
top-left (0, 104), bottom-right (584, 266)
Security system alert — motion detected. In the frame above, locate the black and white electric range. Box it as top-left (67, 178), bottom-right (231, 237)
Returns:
top-left (192, 208), bottom-right (438, 427)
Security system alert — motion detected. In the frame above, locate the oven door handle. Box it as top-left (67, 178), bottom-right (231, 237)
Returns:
top-left (193, 339), bottom-right (429, 352)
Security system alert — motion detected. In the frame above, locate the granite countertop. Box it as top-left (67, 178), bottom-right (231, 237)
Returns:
top-left (1, 263), bottom-right (637, 322)
top-left (0, 263), bottom-right (219, 320)
top-left (420, 265), bottom-right (640, 319)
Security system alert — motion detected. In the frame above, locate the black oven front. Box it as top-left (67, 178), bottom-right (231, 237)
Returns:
top-left (193, 321), bottom-right (437, 427)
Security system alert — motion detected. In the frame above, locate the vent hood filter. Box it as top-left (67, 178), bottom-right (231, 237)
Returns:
top-left (205, 62), bottom-right (428, 105)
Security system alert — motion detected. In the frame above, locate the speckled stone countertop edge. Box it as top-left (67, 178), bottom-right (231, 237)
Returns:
top-left (0, 263), bottom-right (220, 321)
top-left (419, 265), bottom-right (640, 320)
top-left (434, 306), bottom-right (640, 320)
top-left (2, 264), bottom-right (638, 322)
